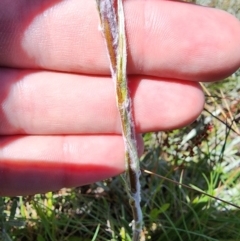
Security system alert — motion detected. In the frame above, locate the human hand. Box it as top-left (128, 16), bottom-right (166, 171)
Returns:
top-left (0, 0), bottom-right (240, 196)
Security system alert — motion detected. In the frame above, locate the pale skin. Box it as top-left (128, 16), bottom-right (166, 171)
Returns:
top-left (0, 0), bottom-right (240, 196)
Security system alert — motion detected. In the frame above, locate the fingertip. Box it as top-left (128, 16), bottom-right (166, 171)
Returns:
top-left (131, 77), bottom-right (205, 132)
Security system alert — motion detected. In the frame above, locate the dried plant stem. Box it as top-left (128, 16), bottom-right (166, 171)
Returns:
top-left (95, 0), bottom-right (142, 240)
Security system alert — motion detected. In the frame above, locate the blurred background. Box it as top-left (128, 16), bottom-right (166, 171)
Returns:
top-left (184, 0), bottom-right (240, 19)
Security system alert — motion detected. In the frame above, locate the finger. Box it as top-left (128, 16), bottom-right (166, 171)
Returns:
top-left (0, 68), bottom-right (204, 135)
top-left (0, 134), bottom-right (143, 196)
top-left (0, 1), bottom-right (240, 81)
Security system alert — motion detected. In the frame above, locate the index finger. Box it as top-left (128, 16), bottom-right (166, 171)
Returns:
top-left (0, 0), bottom-right (240, 81)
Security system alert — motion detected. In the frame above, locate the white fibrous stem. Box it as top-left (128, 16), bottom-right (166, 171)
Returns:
top-left (95, 0), bottom-right (142, 240)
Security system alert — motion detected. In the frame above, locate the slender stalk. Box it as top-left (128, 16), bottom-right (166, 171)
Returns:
top-left (95, 0), bottom-right (142, 240)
